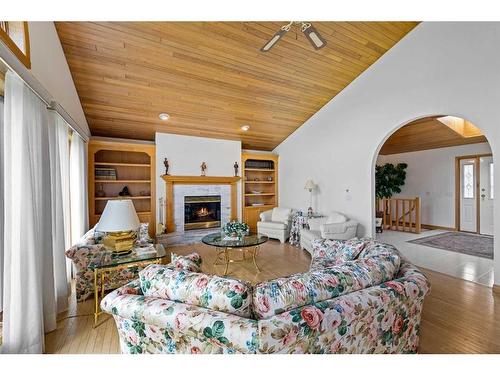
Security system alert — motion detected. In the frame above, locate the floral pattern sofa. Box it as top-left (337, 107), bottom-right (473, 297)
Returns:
top-left (101, 238), bottom-right (430, 354)
top-left (65, 225), bottom-right (151, 302)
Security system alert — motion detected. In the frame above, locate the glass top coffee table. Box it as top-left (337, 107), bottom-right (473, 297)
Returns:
top-left (201, 233), bottom-right (268, 275)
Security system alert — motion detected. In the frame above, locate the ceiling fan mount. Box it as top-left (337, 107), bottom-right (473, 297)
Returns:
top-left (260, 21), bottom-right (327, 52)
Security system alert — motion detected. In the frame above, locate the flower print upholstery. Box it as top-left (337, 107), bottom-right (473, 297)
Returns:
top-left (257, 259), bottom-right (429, 354)
top-left (102, 241), bottom-right (430, 354)
top-left (65, 227), bottom-right (141, 302)
top-left (253, 252), bottom-right (401, 319)
top-left (101, 280), bottom-right (258, 354)
top-left (139, 264), bottom-right (253, 318)
top-left (169, 252), bottom-right (202, 272)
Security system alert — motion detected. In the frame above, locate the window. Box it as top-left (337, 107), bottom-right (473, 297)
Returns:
top-left (0, 21), bottom-right (30, 69)
top-left (490, 162), bottom-right (494, 199)
top-left (463, 164), bottom-right (475, 199)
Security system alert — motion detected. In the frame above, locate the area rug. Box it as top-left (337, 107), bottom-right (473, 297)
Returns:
top-left (407, 232), bottom-right (493, 259)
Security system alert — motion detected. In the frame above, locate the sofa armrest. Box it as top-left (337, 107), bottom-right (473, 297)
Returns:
top-left (65, 244), bottom-right (105, 270)
top-left (100, 279), bottom-right (142, 312)
top-left (259, 209), bottom-right (273, 222)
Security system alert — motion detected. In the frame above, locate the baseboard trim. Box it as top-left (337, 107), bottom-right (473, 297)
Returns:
top-left (421, 224), bottom-right (457, 231)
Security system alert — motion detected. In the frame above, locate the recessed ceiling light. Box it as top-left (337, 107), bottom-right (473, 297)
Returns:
top-left (159, 113), bottom-right (170, 121)
top-left (241, 125), bottom-right (250, 131)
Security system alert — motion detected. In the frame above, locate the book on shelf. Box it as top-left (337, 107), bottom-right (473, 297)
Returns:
top-left (95, 167), bottom-right (117, 180)
top-left (244, 159), bottom-right (274, 170)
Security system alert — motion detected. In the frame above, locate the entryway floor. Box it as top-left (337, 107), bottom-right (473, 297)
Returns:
top-left (376, 229), bottom-right (494, 287)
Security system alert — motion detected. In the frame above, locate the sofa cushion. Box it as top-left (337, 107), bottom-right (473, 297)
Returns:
top-left (170, 252), bottom-right (202, 272)
top-left (257, 221), bottom-right (287, 230)
top-left (271, 207), bottom-right (291, 223)
top-left (253, 252), bottom-right (401, 319)
top-left (139, 264), bottom-right (253, 318)
top-left (326, 212), bottom-right (347, 224)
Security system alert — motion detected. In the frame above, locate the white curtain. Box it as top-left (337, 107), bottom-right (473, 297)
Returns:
top-left (0, 96), bottom-right (4, 313)
top-left (48, 110), bottom-right (71, 313)
top-left (2, 71), bottom-right (56, 353)
top-left (70, 132), bottom-right (88, 245)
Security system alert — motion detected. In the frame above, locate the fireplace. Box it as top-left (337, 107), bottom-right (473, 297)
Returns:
top-left (184, 195), bottom-right (221, 231)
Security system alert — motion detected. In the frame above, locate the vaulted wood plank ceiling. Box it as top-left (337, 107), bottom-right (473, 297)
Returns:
top-left (55, 22), bottom-right (418, 150)
top-left (379, 117), bottom-right (488, 155)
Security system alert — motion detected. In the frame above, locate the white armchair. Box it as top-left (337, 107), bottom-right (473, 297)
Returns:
top-left (257, 207), bottom-right (293, 243)
top-left (300, 212), bottom-right (358, 253)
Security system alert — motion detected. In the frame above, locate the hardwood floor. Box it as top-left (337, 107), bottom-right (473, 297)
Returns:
top-left (45, 241), bottom-right (500, 354)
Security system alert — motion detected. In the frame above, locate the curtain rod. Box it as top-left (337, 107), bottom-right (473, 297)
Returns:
top-left (0, 45), bottom-right (90, 142)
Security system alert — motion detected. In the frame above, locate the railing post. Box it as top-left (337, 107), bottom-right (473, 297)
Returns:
top-left (402, 200), bottom-right (407, 232)
top-left (415, 196), bottom-right (421, 233)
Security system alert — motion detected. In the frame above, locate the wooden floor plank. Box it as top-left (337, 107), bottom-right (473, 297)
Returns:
top-left (44, 241), bottom-right (500, 354)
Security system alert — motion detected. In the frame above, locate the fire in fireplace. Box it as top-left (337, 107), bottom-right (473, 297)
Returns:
top-left (184, 195), bottom-right (221, 230)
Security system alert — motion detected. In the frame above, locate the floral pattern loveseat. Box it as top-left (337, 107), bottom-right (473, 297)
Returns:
top-left (101, 238), bottom-right (430, 354)
top-left (65, 225), bottom-right (152, 302)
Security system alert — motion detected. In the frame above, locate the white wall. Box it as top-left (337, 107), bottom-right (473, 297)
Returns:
top-left (155, 133), bottom-right (242, 225)
top-left (274, 22), bottom-right (500, 286)
top-left (377, 143), bottom-right (492, 228)
top-left (28, 22), bottom-right (89, 135)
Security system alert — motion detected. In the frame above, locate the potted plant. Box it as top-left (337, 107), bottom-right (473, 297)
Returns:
top-left (222, 221), bottom-right (250, 240)
top-left (375, 163), bottom-right (408, 232)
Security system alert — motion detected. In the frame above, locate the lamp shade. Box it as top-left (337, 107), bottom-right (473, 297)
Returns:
top-left (304, 179), bottom-right (315, 191)
top-left (96, 199), bottom-right (140, 232)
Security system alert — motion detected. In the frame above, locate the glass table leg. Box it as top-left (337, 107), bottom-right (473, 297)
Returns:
top-left (252, 245), bottom-right (261, 272)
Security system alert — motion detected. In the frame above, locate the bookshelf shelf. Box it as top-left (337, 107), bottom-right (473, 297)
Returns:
top-left (95, 196), bottom-right (151, 201)
top-left (95, 162), bottom-right (151, 167)
top-left (95, 180), bottom-right (151, 183)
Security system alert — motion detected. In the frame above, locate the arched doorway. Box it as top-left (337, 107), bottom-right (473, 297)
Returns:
top-left (373, 115), bottom-right (494, 286)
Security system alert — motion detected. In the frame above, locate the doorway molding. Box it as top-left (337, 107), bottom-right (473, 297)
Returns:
top-left (455, 153), bottom-right (493, 233)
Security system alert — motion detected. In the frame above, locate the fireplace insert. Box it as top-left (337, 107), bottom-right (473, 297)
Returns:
top-left (184, 195), bottom-right (221, 230)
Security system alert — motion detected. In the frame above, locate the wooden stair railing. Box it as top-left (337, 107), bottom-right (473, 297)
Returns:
top-left (378, 197), bottom-right (421, 233)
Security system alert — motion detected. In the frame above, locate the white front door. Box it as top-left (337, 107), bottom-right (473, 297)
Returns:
top-left (479, 156), bottom-right (494, 235)
top-left (460, 158), bottom-right (477, 232)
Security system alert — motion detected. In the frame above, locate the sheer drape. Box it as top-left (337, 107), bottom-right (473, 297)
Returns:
top-left (2, 71), bottom-right (56, 353)
top-left (0, 96), bottom-right (4, 313)
top-left (48, 110), bottom-right (71, 313)
top-left (70, 133), bottom-right (88, 245)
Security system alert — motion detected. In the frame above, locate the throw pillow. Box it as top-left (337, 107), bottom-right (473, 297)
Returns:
top-left (271, 207), bottom-right (291, 223)
top-left (170, 252), bottom-right (202, 272)
top-left (326, 211), bottom-right (347, 224)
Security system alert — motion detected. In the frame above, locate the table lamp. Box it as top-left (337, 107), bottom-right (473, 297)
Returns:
top-left (96, 199), bottom-right (140, 255)
top-left (304, 179), bottom-right (315, 218)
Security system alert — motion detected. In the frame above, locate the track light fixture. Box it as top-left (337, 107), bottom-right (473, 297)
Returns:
top-left (260, 21), bottom-right (327, 52)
